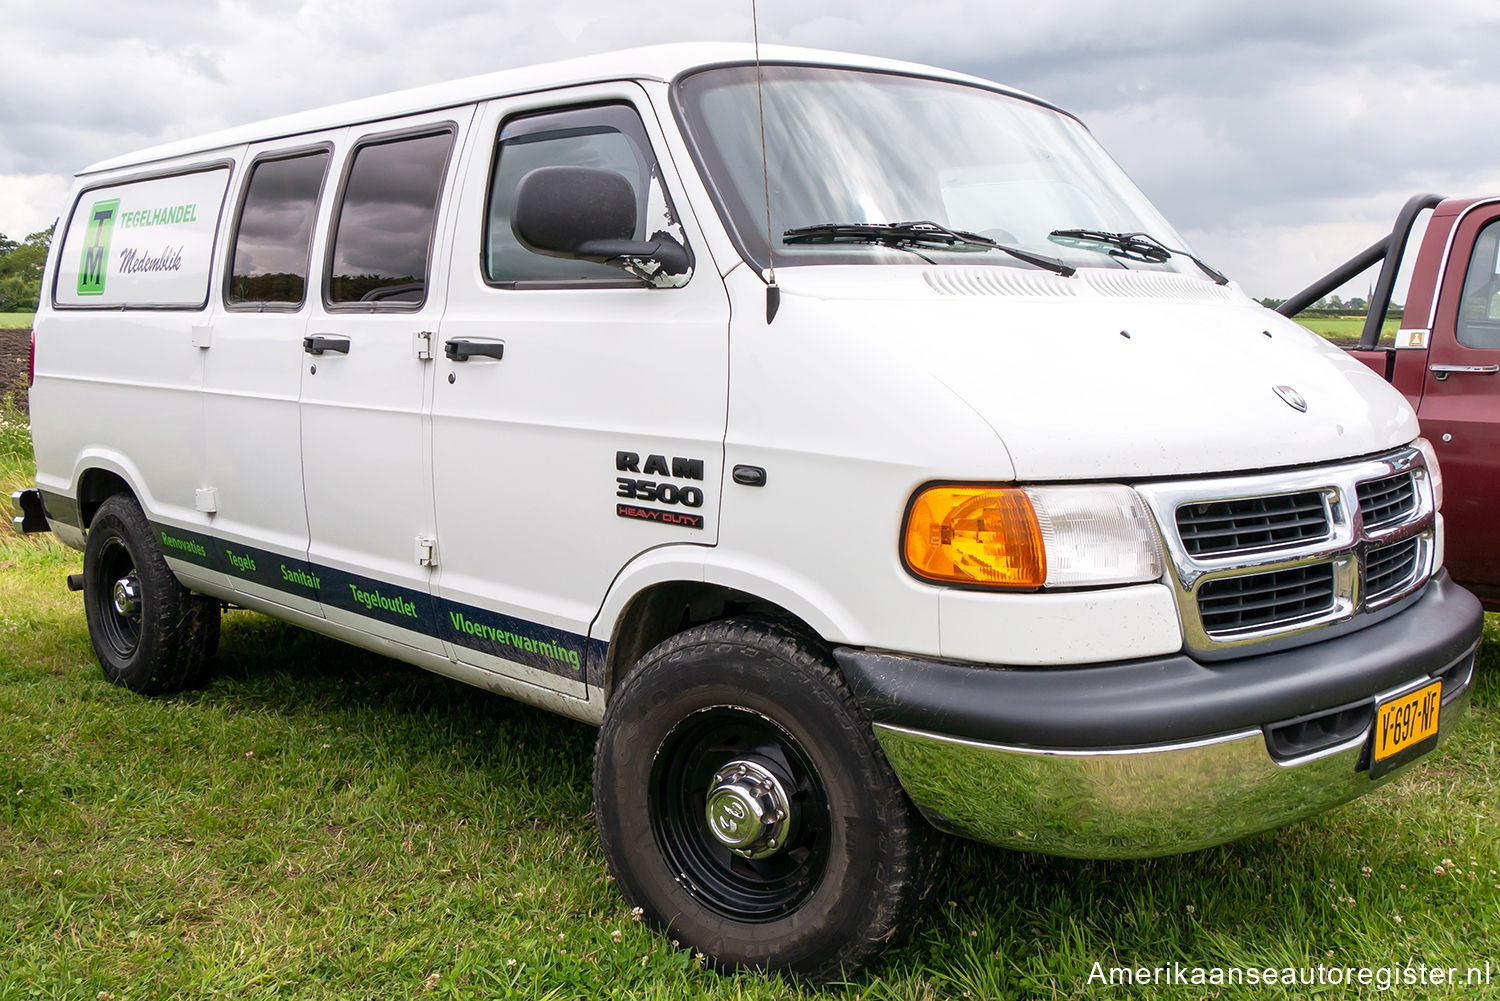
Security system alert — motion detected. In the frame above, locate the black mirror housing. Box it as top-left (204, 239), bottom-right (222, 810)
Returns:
top-left (511, 166), bottom-right (691, 278)
top-left (512, 166), bottom-right (637, 259)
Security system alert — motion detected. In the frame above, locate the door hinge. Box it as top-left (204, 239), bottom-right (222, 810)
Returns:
top-left (416, 536), bottom-right (438, 567)
top-left (414, 330), bottom-right (434, 360)
top-left (194, 487), bottom-right (219, 514)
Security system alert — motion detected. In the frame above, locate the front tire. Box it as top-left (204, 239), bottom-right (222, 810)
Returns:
top-left (82, 494), bottom-right (220, 695)
top-left (593, 618), bottom-right (933, 981)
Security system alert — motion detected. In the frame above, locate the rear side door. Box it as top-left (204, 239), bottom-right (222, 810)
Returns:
top-left (45, 162), bottom-right (234, 543)
top-left (1418, 204), bottom-right (1500, 600)
top-left (428, 86), bottom-right (730, 698)
top-left (299, 110), bottom-right (474, 653)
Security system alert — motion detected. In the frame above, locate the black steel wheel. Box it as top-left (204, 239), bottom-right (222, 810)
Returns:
top-left (82, 494), bottom-right (220, 695)
top-left (90, 535), bottom-right (143, 662)
top-left (650, 705), bottom-right (832, 923)
top-left (594, 618), bottom-right (935, 981)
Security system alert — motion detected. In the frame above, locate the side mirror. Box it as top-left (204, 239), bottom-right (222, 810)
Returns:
top-left (511, 166), bottom-right (691, 281)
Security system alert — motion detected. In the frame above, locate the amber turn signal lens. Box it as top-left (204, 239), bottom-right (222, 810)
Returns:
top-left (904, 486), bottom-right (1047, 587)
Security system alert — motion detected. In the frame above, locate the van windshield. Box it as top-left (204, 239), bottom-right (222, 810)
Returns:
top-left (674, 64), bottom-right (1199, 276)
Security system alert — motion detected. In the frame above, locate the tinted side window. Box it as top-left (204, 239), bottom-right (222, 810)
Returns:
top-left (329, 130), bottom-right (454, 305)
top-left (228, 151), bottom-right (329, 306)
top-left (1457, 219), bottom-right (1500, 349)
top-left (486, 104), bottom-right (667, 284)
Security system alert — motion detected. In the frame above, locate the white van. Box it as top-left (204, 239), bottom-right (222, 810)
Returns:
top-left (14, 44), bottom-right (1482, 979)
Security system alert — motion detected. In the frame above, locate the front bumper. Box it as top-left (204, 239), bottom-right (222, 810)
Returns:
top-left (834, 572), bottom-right (1481, 858)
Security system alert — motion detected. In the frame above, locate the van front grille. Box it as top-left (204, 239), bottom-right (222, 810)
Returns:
top-left (1364, 537), bottom-right (1420, 603)
top-left (1197, 563), bottom-right (1337, 636)
top-left (1357, 473), bottom-right (1416, 531)
top-left (1175, 491), bottom-right (1330, 558)
top-left (1138, 446), bottom-right (1436, 658)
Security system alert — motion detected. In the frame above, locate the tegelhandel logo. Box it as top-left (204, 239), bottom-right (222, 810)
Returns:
top-left (77, 198), bottom-right (120, 296)
top-left (1273, 385), bottom-right (1308, 412)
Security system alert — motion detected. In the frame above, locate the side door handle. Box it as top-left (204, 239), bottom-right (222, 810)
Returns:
top-left (1430, 363), bottom-right (1499, 381)
top-left (444, 339), bottom-right (504, 362)
top-left (303, 335), bottom-right (351, 356)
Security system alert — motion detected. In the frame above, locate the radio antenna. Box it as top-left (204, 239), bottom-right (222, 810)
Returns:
top-left (751, 0), bottom-right (780, 322)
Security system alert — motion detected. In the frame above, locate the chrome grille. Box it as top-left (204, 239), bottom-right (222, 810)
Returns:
top-left (1198, 563), bottom-right (1337, 635)
top-left (1364, 537), bottom-right (1420, 603)
top-left (1137, 447), bottom-right (1436, 659)
top-left (1357, 473), bottom-right (1416, 531)
top-left (1175, 491), bottom-right (1330, 558)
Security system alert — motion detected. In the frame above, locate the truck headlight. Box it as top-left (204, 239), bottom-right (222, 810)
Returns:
top-left (903, 484), bottom-right (1163, 588)
top-left (1413, 437), bottom-right (1443, 510)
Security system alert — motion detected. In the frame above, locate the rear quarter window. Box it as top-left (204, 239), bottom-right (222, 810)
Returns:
top-left (53, 165), bottom-right (231, 309)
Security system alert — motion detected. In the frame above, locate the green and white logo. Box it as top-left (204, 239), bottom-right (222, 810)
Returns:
top-left (77, 198), bottom-right (120, 296)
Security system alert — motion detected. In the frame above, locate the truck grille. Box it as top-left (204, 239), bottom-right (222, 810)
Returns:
top-left (1364, 537), bottom-right (1421, 603)
top-left (1357, 473), bottom-right (1416, 531)
top-left (1137, 447), bottom-right (1435, 658)
top-left (1175, 491), bottom-right (1330, 558)
top-left (1198, 563), bottom-right (1337, 636)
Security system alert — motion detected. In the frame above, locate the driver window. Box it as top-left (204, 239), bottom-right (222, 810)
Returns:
top-left (1457, 219), bottom-right (1500, 349)
top-left (485, 104), bottom-right (682, 286)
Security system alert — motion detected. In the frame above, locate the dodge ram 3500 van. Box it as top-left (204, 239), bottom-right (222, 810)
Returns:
top-left (13, 44), bottom-right (1483, 979)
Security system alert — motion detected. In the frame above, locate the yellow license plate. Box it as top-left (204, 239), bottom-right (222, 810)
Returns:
top-left (1373, 681), bottom-right (1442, 766)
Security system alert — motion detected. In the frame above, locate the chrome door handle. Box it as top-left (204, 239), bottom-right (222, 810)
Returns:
top-left (1430, 363), bottom-right (1499, 381)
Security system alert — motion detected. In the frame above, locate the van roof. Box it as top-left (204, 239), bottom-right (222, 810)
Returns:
top-left (79, 42), bottom-right (1060, 176)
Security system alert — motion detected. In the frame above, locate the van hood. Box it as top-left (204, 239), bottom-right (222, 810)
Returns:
top-left (774, 266), bottom-right (1418, 481)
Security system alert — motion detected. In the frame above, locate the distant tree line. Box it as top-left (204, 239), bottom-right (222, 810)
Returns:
top-left (0, 225), bottom-right (53, 312)
top-left (1257, 294), bottom-right (1402, 318)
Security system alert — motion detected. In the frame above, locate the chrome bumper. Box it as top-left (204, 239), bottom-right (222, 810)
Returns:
top-left (875, 655), bottom-right (1474, 859)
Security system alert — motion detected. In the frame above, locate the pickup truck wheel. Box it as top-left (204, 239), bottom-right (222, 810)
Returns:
top-left (593, 618), bottom-right (933, 981)
top-left (82, 494), bottom-right (220, 695)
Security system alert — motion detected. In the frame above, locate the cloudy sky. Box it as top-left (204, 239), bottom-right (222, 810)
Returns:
top-left (3, 0), bottom-right (1498, 298)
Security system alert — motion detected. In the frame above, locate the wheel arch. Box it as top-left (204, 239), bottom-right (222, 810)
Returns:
top-left (600, 579), bottom-right (826, 697)
top-left (64, 450), bottom-right (155, 530)
top-left (77, 467), bottom-right (135, 528)
top-left (592, 549), bottom-right (867, 699)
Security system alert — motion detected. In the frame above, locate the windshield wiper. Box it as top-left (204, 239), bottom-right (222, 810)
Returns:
top-left (784, 221), bottom-right (1077, 277)
top-left (1048, 229), bottom-right (1229, 285)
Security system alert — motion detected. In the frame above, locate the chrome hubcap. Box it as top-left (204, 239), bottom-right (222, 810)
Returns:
top-left (112, 572), bottom-right (141, 619)
top-left (704, 760), bottom-right (792, 859)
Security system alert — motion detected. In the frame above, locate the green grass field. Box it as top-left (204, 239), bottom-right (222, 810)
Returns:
top-left (1293, 315), bottom-right (1402, 345)
top-left (0, 313), bottom-right (34, 330)
top-left (1, 416), bottom-right (1496, 1000)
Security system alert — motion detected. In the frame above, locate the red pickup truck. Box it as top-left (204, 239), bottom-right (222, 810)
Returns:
top-left (1280, 194), bottom-right (1500, 609)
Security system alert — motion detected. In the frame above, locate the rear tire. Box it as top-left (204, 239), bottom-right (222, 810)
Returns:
top-left (593, 618), bottom-right (934, 981)
top-left (82, 494), bottom-right (220, 695)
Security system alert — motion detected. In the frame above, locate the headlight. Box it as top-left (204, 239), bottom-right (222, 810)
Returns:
top-left (1413, 437), bottom-right (1443, 510)
top-left (903, 484), bottom-right (1163, 588)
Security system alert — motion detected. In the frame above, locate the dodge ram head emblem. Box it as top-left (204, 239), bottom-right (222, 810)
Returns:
top-left (1274, 385), bottom-right (1308, 412)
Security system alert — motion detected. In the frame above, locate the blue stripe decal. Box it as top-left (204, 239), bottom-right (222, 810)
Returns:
top-left (315, 563), bottom-right (442, 636)
top-left (153, 523), bottom-right (597, 682)
top-left (438, 596), bottom-right (591, 677)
